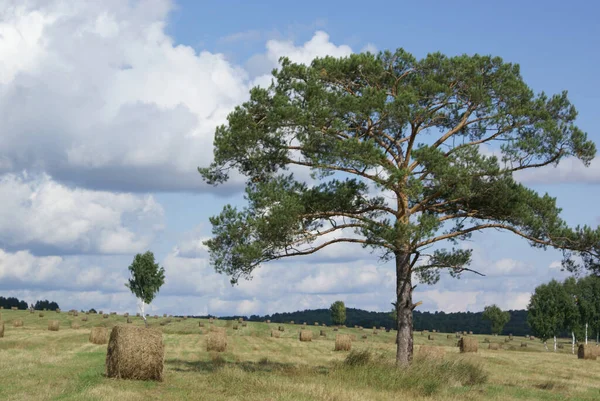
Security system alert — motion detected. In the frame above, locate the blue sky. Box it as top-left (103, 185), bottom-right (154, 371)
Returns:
top-left (0, 0), bottom-right (598, 316)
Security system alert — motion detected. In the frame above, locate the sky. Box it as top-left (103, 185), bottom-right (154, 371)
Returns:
top-left (0, 0), bottom-right (599, 316)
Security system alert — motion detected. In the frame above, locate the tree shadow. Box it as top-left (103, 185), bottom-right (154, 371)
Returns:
top-left (165, 358), bottom-right (330, 375)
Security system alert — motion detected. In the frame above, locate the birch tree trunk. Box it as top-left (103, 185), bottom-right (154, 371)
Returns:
top-left (553, 336), bottom-right (557, 352)
top-left (585, 323), bottom-right (588, 344)
top-left (572, 331), bottom-right (576, 354)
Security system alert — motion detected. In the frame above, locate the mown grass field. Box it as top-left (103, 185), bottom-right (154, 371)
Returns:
top-left (1, 309), bottom-right (599, 401)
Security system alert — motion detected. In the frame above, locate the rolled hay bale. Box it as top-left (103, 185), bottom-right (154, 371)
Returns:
top-left (271, 330), bottom-right (281, 338)
top-left (484, 338), bottom-right (490, 343)
top-left (127, 318), bottom-right (132, 324)
top-left (238, 317), bottom-right (243, 323)
top-left (39, 312), bottom-right (44, 318)
top-left (13, 319), bottom-right (23, 327)
top-left (241, 322), bottom-right (247, 327)
top-left (103, 314), bottom-right (109, 319)
top-left (303, 322), bottom-right (307, 326)
top-left (299, 330), bottom-right (313, 342)
top-left (320, 330), bottom-right (327, 337)
top-left (423, 329), bottom-right (429, 333)
top-left (266, 320), bottom-right (271, 324)
top-left (529, 336), bottom-right (535, 340)
top-left (10, 306), bottom-right (17, 310)
top-left (153, 315), bottom-right (158, 319)
top-left (110, 312), bottom-right (116, 315)
top-left (81, 316), bottom-right (88, 322)
top-left (314, 322), bottom-right (319, 326)
top-left (232, 324), bottom-right (238, 330)
top-left (509, 334), bottom-right (513, 340)
top-left (335, 334), bottom-right (352, 351)
top-left (361, 334), bottom-right (368, 339)
top-left (417, 345), bottom-right (446, 359)
top-left (163, 314), bottom-right (167, 318)
top-left (488, 343), bottom-right (500, 350)
top-left (278, 325), bottom-right (284, 332)
top-left (207, 331), bottom-right (227, 352)
top-left (106, 326), bottom-right (164, 381)
top-left (322, 323), bottom-right (326, 327)
top-left (521, 342), bottom-right (527, 347)
top-left (447, 334), bottom-right (453, 339)
top-left (90, 327), bottom-right (109, 344)
top-left (428, 334), bottom-right (434, 341)
top-left (29, 309), bottom-right (34, 314)
top-left (0, 321), bottom-right (4, 338)
top-left (469, 331), bottom-right (473, 335)
top-left (354, 325), bottom-right (359, 328)
top-left (136, 313), bottom-right (140, 317)
top-left (372, 330), bottom-right (379, 335)
top-left (459, 337), bottom-right (478, 353)
top-left (456, 333), bottom-right (461, 339)
top-left (333, 327), bottom-right (339, 332)
top-left (578, 344), bottom-right (597, 360)
top-left (73, 311), bottom-right (79, 317)
top-left (505, 338), bottom-right (511, 343)
top-left (209, 318), bottom-right (214, 324)
top-left (557, 343), bottom-right (564, 349)
top-left (71, 323), bottom-right (80, 329)
top-left (290, 320), bottom-right (294, 324)
top-left (199, 322), bottom-right (205, 328)
top-left (462, 331), bottom-right (467, 335)
top-left (99, 311), bottom-right (103, 315)
top-left (432, 329), bottom-right (437, 333)
top-left (48, 320), bottom-right (60, 331)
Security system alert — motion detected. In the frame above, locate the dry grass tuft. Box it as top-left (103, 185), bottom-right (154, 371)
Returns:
top-left (578, 344), bottom-right (597, 360)
top-left (334, 334), bottom-right (352, 351)
top-left (71, 323), bottom-right (80, 329)
top-left (271, 330), bottom-right (281, 338)
top-left (320, 330), bottom-right (327, 337)
top-left (13, 319), bottom-right (23, 327)
top-left (106, 325), bottom-right (164, 381)
top-left (48, 320), bottom-right (60, 331)
top-left (207, 331), bottom-right (227, 352)
top-left (209, 326), bottom-right (226, 334)
top-left (0, 321), bottom-right (4, 338)
top-left (459, 337), bottom-right (478, 353)
top-left (90, 327), bottom-right (109, 344)
top-left (299, 330), bottom-right (313, 342)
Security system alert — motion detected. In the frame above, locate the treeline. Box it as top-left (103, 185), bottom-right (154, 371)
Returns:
top-left (228, 308), bottom-right (530, 336)
top-left (0, 296), bottom-right (60, 311)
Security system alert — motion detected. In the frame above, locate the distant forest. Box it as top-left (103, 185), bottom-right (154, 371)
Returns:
top-left (218, 308), bottom-right (530, 336)
top-left (0, 296), bottom-right (60, 311)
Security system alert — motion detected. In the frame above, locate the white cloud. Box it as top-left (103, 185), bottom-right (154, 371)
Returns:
top-left (514, 156), bottom-right (600, 184)
top-left (0, 172), bottom-right (164, 254)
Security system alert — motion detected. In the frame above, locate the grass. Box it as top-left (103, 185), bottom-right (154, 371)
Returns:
top-left (1, 310), bottom-right (600, 400)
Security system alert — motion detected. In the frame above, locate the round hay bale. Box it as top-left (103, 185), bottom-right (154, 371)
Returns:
top-left (417, 345), bottom-right (445, 359)
top-left (373, 330), bottom-right (379, 335)
top-left (90, 327), bottom-right (109, 344)
top-left (303, 322), bottom-right (307, 326)
top-left (110, 312), bottom-right (116, 315)
top-left (459, 337), bottom-right (478, 353)
top-left (428, 334), bottom-right (434, 341)
top-left (290, 320), bottom-right (294, 324)
top-left (106, 326), bottom-right (164, 381)
top-left (232, 324), bottom-right (238, 330)
top-left (484, 338), bottom-right (490, 343)
top-left (529, 335), bottom-right (535, 340)
top-left (98, 311), bottom-right (103, 315)
top-left (271, 330), bottom-right (281, 338)
top-left (361, 334), bottom-right (368, 339)
top-left (207, 332), bottom-right (227, 352)
top-left (488, 343), bottom-right (500, 350)
top-left (447, 334), bottom-right (453, 339)
top-left (333, 327), bottom-right (339, 332)
top-left (81, 316), bottom-right (88, 322)
top-left (0, 322), bottom-right (4, 338)
top-left (320, 330), bottom-right (326, 337)
top-left (238, 317), bottom-right (243, 323)
top-left (334, 334), bottom-right (352, 351)
top-left (29, 309), bottom-right (34, 314)
top-left (48, 320), bottom-right (60, 331)
top-left (469, 331), bottom-right (473, 335)
top-left (241, 322), bottom-right (247, 327)
top-left (209, 318), bottom-right (214, 324)
top-left (455, 333), bottom-right (461, 339)
top-left (322, 323), bottom-right (326, 327)
top-left (71, 323), bottom-right (80, 329)
top-left (557, 343), bottom-right (564, 349)
top-left (278, 325), bottom-right (284, 332)
top-left (10, 306), bottom-right (17, 310)
top-left (508, 334), bottom-right (513, 340)
top-left (266, 320), bottom-right (271, 324)
top-left (163, 314), bottom-right (167, 318)
top-left (432, 329), bottom-right (437, 333)
top-left (136, 313), bottom-right (140, 317)
top-left (127, 318), bottom-right (132, 324)
top-left (505, 338), bottom-right (511, 343)
top-left (153, 315), bottom-right (158, 319)
top-left (39, 312), bottom-right (44, 318)
top-left (199, 322), bottom-right (205, 328)
top-left (462, 331), bottom-right (467, 335)
top-left (103, 314), bottom-right (109, 319)
top-left (578, 344), bottom-right (597, 360)
top-left (13, 319), bottom-right (23, 328)
top-left (299, 330), bottom-right (312, 342)
top-left (521, 342), bottom-right (527, 347)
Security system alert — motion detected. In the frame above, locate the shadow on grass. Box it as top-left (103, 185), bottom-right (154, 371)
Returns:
top-left (165, 357), bottom-right (329, 375)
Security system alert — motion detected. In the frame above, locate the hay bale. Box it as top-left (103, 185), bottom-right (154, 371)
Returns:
top-left (505, 338), bottom-right (511, 343)
top-left (432, 329), bottom-right (437, 333)
top-left (199, 322), bottom-right (205, 327)
top-left (232, 324), bottom-right (238, 330)
top-left (322, 323), bottom-right (326, 327)
top-left (209, 318), bottom-right (214, 324)
top-left (278, 325), bottom-right (284, 332)
top-left (136, 313), bottom-right (140, 317)
top-left (10, 306), bottom-right (17, 310)
top-left (153, 315), bottom-right (158, 319)
top-left (90, 327), bottom-right (109, 344)
top-left (333, 327), bottom-right (339, 332)
top-left (417, 345), bottom-right (446, 359)
top-left (13, 319), bottom-right (23, 327)
top-left (242, 322), bottom-right (247, 327)
top-left (484, 338), bottom-right (490, 343)
top-left (207, 332), bottom-right (227, 352)
top-left (106, 326), bottom-right (164, 381)
top-left (428, 334), bottom-right (434, 341)
top-left (29, 309), bottom-right (34, 314)
top-left (303, 322), bottom-right (307, 326)
top-left (459, 337), bottom-right (478, 353)
top-left (71, 323), bottom-right (80, 329)
top-left (447, 334), bottom-right (453, 339)
top-left (299, 330), bottom-right (313, 342)
top-left (290, 320), bottom-right (294, 324)
top-left (271, 330), bottom-right (281, 338)
top-left (462, 331), bottom-right (467, 335)
top-left (578, 344), bottom-right (597, 360)
top-left (111, 312), bottom-right (116, 315)
top-left (163, 314), bottom-right (167, 318)
top-left (0, 322), bottom-right (3, 338)
top-left (81, 316), bottom-right (88, 322)
top-left (103, 314), bottom-right (109, 319)
top-left (529, 336), bottom-right (535, 340)
top-left (266, 320), bottom-right (271, 324)
top-left (99, 311), bottom-right (103, 315)
top-left (469, 331), bottom-right (473, 335)
top-left (238, 317), bottom-right (243, 323)
top-left (127, 318), bottom-right (132, 324)
top-left (372, 330), bottom-right (379, 335)
top-left (488, 343), bottom-right (500, 350)
top-left (334, 334), bottom-right (352, 351)
top-left (557, 343), bottom-right (564, 349)
top-left (39, 312), bottom-right (44, 318)
top-left (361, 334), bottom-right (368, 339)
top-left (48, 320), bottom-right (60, 331)
top-left (521, 342), bottom-right (527, 347)
top-left (320, 329), bottom-right (326, 337)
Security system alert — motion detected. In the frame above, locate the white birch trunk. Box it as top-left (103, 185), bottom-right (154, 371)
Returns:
top-left (553, 336), bottom-right (557, 352)
top-left (544, 341), bottom-right (548, 351)
top-left (139, 300), bottom-right (147, 327)
top-left (585, 323), bottom-right (588, 344)
top-left (572, 331), bottom-right (576, 354)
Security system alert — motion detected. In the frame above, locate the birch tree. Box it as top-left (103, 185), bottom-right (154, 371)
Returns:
top-left (125, 251), bottom-right (165, 327)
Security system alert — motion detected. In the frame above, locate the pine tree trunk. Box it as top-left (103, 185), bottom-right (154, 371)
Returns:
top-left (395, 252), bottom-right (413, 366)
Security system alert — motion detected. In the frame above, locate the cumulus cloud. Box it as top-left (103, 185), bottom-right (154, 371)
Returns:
top-left (0, 172), bottom-right (164, 254)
